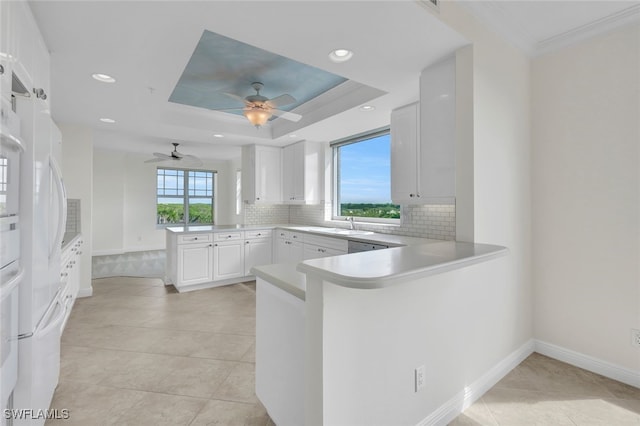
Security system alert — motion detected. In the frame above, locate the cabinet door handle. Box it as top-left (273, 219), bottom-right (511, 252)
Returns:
top-left (214, 244), bottom-right (218, 247)
top-left (409, 194), bottom-right (415, 198)
top-left (245, 241), bottom-right (250, 244)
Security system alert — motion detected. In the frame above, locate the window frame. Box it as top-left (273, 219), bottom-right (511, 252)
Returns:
top-left (331, 127), bottom-right (401, 225)
top-left (156, 166), bottom-right (216, 226)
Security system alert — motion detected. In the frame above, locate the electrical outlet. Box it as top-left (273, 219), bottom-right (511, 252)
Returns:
top-left (415, 365), bottom-right (426, 392)
top-left (631, 329), bottom-right (640, 348)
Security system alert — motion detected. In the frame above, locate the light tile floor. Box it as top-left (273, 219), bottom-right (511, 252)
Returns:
top-left (49, 277), bottom-right (640, 426)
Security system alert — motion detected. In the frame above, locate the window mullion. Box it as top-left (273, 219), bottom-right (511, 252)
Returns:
top-left (184, 170), bottom-right (189, 223)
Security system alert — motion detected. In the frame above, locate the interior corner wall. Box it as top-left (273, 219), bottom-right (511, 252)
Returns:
top-left (59, 124), bottom-right (93, 292)
top-left (531, 23), bottom-right (640, 371)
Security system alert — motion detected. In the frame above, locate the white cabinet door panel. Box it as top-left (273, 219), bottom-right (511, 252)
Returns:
top-left (213, 241), bottom-right (245, 281)
top-left (178, 243), bottom-right (213, 286)
top-left (245, 238), bottom-right (273, 276)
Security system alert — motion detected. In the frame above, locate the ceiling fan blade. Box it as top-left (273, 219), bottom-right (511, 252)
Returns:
top-left (271, 109), bottom-right (302, 122)
top-left (266, 94), bottom-right (296, 108)
top-left (213, 107), bottom-right (246, 112)
top-left (172, 151), bottom-right (184, 159)
top-left (144, 157), bottom-right (168, 163)
top-left (153, 152), bottom-right (173, 160)
top-left (223, 92), bottom-right (248, 103)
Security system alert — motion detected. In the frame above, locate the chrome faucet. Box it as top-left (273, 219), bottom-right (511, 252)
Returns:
top-left (346, 216), bottom-right (355, 230)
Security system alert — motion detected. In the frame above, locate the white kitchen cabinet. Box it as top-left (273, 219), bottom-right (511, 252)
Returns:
top-left (419, 55), bottom-right (455, 200)
top-left (302, 234), bottom-right (348, 260)
top-left (282, 141), bottom-right (323, 204)
top-left (9, 0), bottom-right (37, 91)
top-left (178, 241), bottom-right (214, 286)
top-left (390, 102), bottom-right (420, 203)
top-left (213, 232), bottom-right (245, 281)
top-left (0, 0), bottom-right (14, 101)
top-left (242, 144), bottom-right (282, 204)
top-left (244, 230), bottom-right (272, 276)
top-left (391, 55), bottom-right (456, 204)
top-left (274, 230), bottom-right (304, 263)
top-left (60, 236), bottom-right (83, 332)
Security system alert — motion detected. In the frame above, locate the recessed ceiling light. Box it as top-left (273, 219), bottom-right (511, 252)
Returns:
top-left (99, 118), bottom-right (116, 123)
top-left (289, 134), bottom-right (297, 138)
top-left (329, 49), bottom-right (353, 63)
top-left (213, 134), bottom-right (224, 138)
top-left (359, 105), bottom-right (375, 111)
top-left (92, 73), bottom-right (116, 83)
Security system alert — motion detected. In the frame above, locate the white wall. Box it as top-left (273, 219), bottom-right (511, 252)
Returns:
top-left (532, 24), bottom-right (640, 372)
top-left (60, 124), bottom-right (93, 294)
top-left (438, 0), bottom-right (533, 356)
top-left (92, 137), bottom-right (238, 254)
top-left (92, 148), bottom-right (125, 254)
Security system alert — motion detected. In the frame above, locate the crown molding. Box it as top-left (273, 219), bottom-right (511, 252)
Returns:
top-left (458, 1), bottom-right (640, 57)
top-left (534, 4), bottom-right (640, 56)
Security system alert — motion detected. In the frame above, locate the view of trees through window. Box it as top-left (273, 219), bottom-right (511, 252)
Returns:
top-left (334, 131), bottom-right (400, 220)
top-left (157, 168), bottom-right (215, 224)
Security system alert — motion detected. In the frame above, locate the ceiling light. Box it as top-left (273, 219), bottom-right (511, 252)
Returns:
top-left (99, 118), bottom-right (116, 123)
top-left (289, 134), bottom-right (297, 138)
top-left (360, 105), bottom-right (375, 111)
top-left (92, 73), bottom-right (116, 83)
top-left (213, 134), bottom-right (224, 138)
top-left (329, 49), bottom-right (354, 63)
top-left (244, 107), bottom-right (271, 128)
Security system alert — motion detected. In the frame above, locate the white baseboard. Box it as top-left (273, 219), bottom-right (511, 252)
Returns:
top-left (77, 286), bottom-right (93, 298)
top-left (417, 339), bottom-right (535, 426)
top-left (535, 340), bottom-right (640, 388)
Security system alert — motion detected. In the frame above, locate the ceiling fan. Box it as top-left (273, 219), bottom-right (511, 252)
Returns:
top-left (222, 82), bottom-right (302, 128)
top-left (144, 143), bottom-right (203, 166)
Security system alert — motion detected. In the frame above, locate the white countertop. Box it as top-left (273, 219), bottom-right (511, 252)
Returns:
top-left (166, 223), bottom-right (439, 247)
top-left (295, 241), bottom-right (507, 289)
top-left (251, 263), bottom-right (306, 300)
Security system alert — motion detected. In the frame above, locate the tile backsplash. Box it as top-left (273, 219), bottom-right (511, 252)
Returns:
top-left (66, 199), bottom-right (81, 233)
top-left (245, 202), bottom-right (456, 240)
top-left (243, 204), bottom-right (291, 225)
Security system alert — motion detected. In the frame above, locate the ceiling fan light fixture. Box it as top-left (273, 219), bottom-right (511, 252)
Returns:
top-left (244, 108), bottom-right (272, 128)
top-left (329, 49), bottom-right (353, 63)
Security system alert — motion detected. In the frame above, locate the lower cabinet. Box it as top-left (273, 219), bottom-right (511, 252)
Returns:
top-left (213, 233), bottom-right (245, 281)
top-left (274, 231), bottom-right (304, 263)
top-left (302, 234), bottom-right (348, 260)
top-left (178, 242), bottom-right (214, 286)
top-left (244, 230), bottom-right (273, 276)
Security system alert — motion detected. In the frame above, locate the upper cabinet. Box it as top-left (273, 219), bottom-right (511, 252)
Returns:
top-left (390, 103), bottom-right (420, 202)
top-left (391, 55), bottom-right (456, 204)
top-left (242, 144), bottom-right (282, 204)
top-left (282, 141), bottom-right (323, 204)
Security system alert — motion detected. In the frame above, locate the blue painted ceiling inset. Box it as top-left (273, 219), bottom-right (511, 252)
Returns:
top-left (169, 30), bottom-right (348, 119)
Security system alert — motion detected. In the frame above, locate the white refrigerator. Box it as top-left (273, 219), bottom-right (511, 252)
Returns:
top-left (11, 84), bottom-right (67, 425)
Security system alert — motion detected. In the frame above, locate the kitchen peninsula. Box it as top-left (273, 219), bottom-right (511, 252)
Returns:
top-left (252, 238), bottom-right (508, 426)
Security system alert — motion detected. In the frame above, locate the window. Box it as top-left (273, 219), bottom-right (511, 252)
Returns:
top-left (156, 167), bottom-right (215, 225)
top-left (332, 128), bottom-right (400, 223)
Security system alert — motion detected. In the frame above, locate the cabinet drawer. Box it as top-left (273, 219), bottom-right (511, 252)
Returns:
top-left (245, 229), bottom-right (272, 240)
top-left (178, 233), bottom-right (212, 244)
top-left (276, 230), bottom-right (303, 242)
top-left (214, 231), bottom-right (244, 242)
top-left (303, 235), bottom-right (348, 252)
